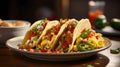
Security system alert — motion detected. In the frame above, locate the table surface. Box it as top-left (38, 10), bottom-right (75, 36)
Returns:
top-left (0, 36), bottom-right (120, 67)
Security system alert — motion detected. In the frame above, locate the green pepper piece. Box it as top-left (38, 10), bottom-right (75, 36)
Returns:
top-left (77, 43), bottom-right (94, 51)
top-left (110, 49), bottom-right (119, 54)
top-left (110, 48), bottom-right (120, 54)
top-left (80, 29), bottom-right (91, 38)
top-left (80, 32), bottom-right (87, 38)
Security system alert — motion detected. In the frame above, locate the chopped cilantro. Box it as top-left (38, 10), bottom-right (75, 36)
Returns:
top-left (75, 21), bottom-right (78, 25)
top-left (42, 18), bottom-right (47, 22)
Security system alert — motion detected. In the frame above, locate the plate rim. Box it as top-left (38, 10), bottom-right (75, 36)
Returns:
top-left (6, 36), bottom-right (112, 56)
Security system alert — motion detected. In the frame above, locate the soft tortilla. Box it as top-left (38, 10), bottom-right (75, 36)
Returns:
top-left (50, 19), bottom-right (78, 51)
top-left (21, 20), bottom-right (43, 45)
top-left (36, 20), bottom-right (59, 46)
top-left (68, 19), bottom-right (91, 53)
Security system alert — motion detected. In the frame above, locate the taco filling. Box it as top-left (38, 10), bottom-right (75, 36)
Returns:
top-left (55, 19), bottom-right (78, 53)
top-left (18, 18), bottom-right (105, 53)
top-left (37, 20), bottom-right (66, 52)
top-left (72, 28), bottom-right (105, 52)
top-left (19, 19), bottom-right (49, 51)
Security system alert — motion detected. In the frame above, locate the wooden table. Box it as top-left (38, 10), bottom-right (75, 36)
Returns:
top-left (0, 36), bottom-right (120, 67)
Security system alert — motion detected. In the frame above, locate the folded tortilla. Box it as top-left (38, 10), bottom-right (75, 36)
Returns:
top-left (21, 19), bottom-right (49, 47)
top-left (21, 18), bottom-right (92, 53)
top-left (36, 20), bottom-right (60, 50)
top-left (52, 19), bottom-right (78, 52)
top-left (68, 19), bottom-right (91, 52)
top-left (49, 19), bottom-right (70, 50)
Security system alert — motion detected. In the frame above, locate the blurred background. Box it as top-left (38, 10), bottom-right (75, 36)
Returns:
top-left (0, 0), bottom-right (120, 23)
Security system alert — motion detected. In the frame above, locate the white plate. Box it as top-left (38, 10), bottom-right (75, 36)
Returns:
top-left (96, 26), bottom-right (120, 36)
top-left (6, 36), bottom-right (111, 61)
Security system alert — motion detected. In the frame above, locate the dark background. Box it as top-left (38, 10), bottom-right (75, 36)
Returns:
top-left (0, 0), bottom-right (120, 23)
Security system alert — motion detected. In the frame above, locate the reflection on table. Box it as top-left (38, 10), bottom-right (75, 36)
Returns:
top-left (0, 48), bottom-right (109, 67)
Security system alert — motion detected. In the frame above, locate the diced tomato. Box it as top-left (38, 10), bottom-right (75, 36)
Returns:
top-left (62, 42), bottom-right (68, 50)
top-left (28, 31), bottom-right (33, 39)
top-left (59, 21), bottom-right (64, 25)
top-left (42, 23), bottom-right (46, 29)
top-left (41, 49), bottom-right (48, 52)
top-left (46, 50), bottom-right (52, 54)
top-left (70, 29), bottom-right (74, 33)
top-left (47, 30), bottom-right (52, 40)
top-left (96, 36), bottom-right (99, 39)
top-left (54, 50), bottom-right (61, 53)
top-left (54, 26), bottom-right (60, 35)
top-left (47, 33), bottom-right (52, 41)
top-left (54, 30), bottom-right (58, 35)
top-left (68, 25), bottom-right (72, 30)
top-left (29, 30), bottom-right (37, 40)
top-left (43, 21), bottom-right (48, 28)
top-left (28, 37), bottom-right (31, 40)
top-left (87, 31), bottom-right (95, 38)
top-left (25, 45), bottom-right (31, 50)
top-left (82, 28), bottom-right (86, 32)
top-left (29, 49), bottom-right (35, 52)
top-left (19, 45), bottom-right (23, 49)
top-left (68, 24), bottom-right (74, 33)
top-left (66, 36), bottom-right (72, 45)
top-left (54, 25), bottom-right (60, 31)
top-left (47, 30), bottom-right (51, 34)
top-left (32, 30), bottom-right (37, 36)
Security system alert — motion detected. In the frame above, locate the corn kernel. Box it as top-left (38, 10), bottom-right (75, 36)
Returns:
top-left (41, 40), bottom-right (48, 47)
top-left (42, 35), bottom-right (47, 41)
top-left (32, 40), bottom-right (37, 47)
top-left (67, 31), bottom-right (71, 34)
top-left (73, 45), bottom-right (78, 51)
top-left (76, 37), bottom-right (83, 45)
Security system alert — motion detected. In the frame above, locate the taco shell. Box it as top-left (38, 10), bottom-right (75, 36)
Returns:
top-left (21, 20), bottom-right (43, 45)
top-left (68, 19), bottom-right (91, 52)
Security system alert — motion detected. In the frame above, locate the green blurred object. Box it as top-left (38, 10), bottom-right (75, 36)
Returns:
top-left (94, 15), bottom-right (107, 29)
top-left (110, 48), bottom-right (120, 54)
top-left (110, 18), bottom-right (120, 31)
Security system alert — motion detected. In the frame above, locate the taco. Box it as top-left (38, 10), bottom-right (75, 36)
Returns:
top-left (68, 19), bottom-right (105, 52)
top-left (19, 18), bottom-right (105, 53)
top-left (21, 19), bottom-right (49, 49)
top-left (36, 19), bottom-right (68, 52)
top-left (68, 19), bottom-right (91, 52)
top-left (53, 19), bottom-right (78, 53)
